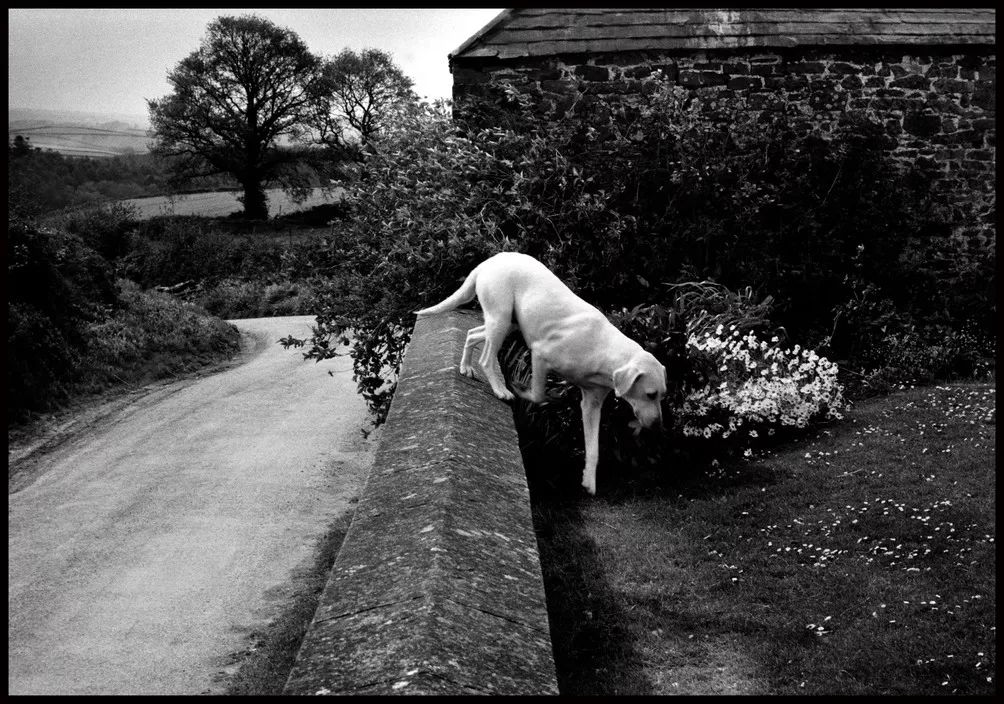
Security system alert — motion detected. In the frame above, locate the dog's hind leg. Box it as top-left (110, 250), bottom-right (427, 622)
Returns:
top-left (478, 314), bottom-right (515, 401)
top-left (460, 325), bottom-right (485, 377)
top-left (580, 386), bottom-right (611, 495)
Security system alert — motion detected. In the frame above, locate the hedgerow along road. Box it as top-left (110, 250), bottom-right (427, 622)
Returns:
top-left (8, 316), bottom-right (375, 695)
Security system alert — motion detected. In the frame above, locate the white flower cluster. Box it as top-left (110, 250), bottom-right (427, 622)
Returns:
top-left (681, 325), bottom-right (845, 441)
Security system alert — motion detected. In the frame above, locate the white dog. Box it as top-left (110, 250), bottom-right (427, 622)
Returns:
top-left (415, 252), bottom-right (666, 495)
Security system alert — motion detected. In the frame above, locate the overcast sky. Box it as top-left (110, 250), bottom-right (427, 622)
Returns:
top-left (8, 8), bottom-right (504, 121)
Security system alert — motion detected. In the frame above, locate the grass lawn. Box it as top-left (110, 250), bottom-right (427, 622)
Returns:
top-left (530, 383), bottom-right (995, 695)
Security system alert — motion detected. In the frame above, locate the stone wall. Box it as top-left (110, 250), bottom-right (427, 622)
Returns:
top-left (283, 310), bottom-right (559, 696)
top-left (453, 46), bottom-right (995, 230)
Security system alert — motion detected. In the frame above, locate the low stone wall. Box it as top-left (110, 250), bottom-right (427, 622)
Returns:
top-left (283, 309), bottom-right (558, 696)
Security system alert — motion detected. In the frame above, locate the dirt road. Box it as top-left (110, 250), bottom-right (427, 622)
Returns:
top-left (8, 316), bottom-right (375, 695)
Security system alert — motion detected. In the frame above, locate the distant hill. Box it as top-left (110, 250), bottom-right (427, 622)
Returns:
top-left (9, 108), bottom-right (152, 157)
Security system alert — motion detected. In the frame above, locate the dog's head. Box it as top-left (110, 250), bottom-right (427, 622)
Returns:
top-left (612, 352), bottom-right (667, 430)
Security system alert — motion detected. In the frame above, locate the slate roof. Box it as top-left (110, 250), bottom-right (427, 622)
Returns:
top-left (451, 8), bottom-right (997, 61)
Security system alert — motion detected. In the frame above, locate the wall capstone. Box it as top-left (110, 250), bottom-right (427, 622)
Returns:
top-left (283, 310), bottom-right (559, 696)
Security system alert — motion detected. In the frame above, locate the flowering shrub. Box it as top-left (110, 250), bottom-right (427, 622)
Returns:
top-left (681, 326), bottom-right (845, 444)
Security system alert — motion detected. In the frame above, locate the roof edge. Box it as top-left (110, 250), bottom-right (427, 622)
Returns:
top-left (449, 9), bottom-right (513, 67)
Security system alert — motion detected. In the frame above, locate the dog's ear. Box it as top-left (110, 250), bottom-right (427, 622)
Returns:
top-left (612, 363), bottom-right (642, 398)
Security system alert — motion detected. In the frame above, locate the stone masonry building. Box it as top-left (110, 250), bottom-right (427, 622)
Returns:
top-left (449, 8), bottom-right (996, 236)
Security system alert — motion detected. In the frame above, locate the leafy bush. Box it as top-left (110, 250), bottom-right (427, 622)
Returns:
top-left (8, 217), bottom-right (118, 419)
top-left (285, 100), bottom-right (511, 421)
top-left (121, 216), bottom-right (290, 286)
top-left (8, 209), bottom-right (241, 423)
top-left (292, 78), bottom-right (991, 461)
top-left (81, 280), bottom-right (239, 393)
top-left (58, 202), bottom-right (139, 261)
top-left (196, 278), bottom-right (314, 319)
top-left (506, 278), bottom-right (841, 482)
top-left (849, 325), bottom-right (994, 396)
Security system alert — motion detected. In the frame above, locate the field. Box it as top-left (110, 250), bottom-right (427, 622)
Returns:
top-left (9, 114), bottom-right (151, 157)
top-left (118, 187), bottom-right (344, 219)
top-left (532, 383), bottom-right (996, 695)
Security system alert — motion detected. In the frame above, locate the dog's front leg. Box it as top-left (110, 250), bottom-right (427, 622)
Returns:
top-left (579, 386), bottom-right (611, 495)
top-left (513, 349), bottom-right (548, 404)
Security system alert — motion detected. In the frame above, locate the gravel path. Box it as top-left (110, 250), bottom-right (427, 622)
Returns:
top-left (8, 316), bottom-right (374, 695)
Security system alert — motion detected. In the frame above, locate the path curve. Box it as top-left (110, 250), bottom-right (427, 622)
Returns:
top-left (8, 316), bottom-right (374, 695)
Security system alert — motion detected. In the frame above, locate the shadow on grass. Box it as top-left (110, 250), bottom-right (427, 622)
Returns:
top-left (526, 470), bottom-right (656, 696)
top-left (514, 394), bottom-right (795, 696)
top-left (516, 386), bottom-right (677, 698)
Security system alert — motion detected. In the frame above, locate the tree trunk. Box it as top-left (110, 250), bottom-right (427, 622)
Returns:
top-left (240, 180), bottom-right (268, 220)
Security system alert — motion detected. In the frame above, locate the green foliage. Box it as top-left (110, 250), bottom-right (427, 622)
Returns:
top-left (315, 47), bottom-right (417, 149)
top-left (58, 202), bottom-right (140, 261)
top-left (197, 278), bottom-right (314, 319)
top-left (7, 208), bottom-right (242, 423)
top-left (293, 77), bottom-right (992, 450)
top-left (6, 142), bottom-right (227, 215)
top-left (8, 217), bottom-right (118, 418)
top-left (286, 100), bottom-right (512, 421)
top-left (80, 280), bottom-right (239, 394)
top-left (120, 216), bottom-right (290, 286)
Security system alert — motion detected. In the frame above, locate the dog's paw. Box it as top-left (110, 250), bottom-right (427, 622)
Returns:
top-left (493, 387), bottom-right (516, 401)
top-left (512, 384), bottom-right (545, 404)
top-left (459, 364), bottom-right (475, 377)
top-left (581, 479), bottom-right (597, 496)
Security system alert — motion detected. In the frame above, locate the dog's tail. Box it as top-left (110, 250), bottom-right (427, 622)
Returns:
top-left (414, 264), bottom-right (480, 316)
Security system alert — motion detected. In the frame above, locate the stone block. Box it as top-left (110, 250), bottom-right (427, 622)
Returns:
top-left (727, 76), bottom-right (763, 91)
top-left (930, 129), bottom-right (981, 146)
top-left (972, 81), bottom-right (995, 110)
top-left (965, 149), bottom-right (994, 161)
top-left (788, 61), bottom-right (826, 74)
top-left (679, 70), bottom-right (725, 88)
top-left (828, 62), bottom-right (863, 75)
top-left (576, 64), bottom-right (610, 81)
top-left (623, 64), bottom-right (653, 79)
top-left (890, 74), bottom-right (931, 90)
top-left (903, 110), bottom-right (943, 137)
top-left (453, 67), bottom-right (489, 86)
top-left (933, 78), bottom-right (972, 94)
top-left (541, 79), bottom-right (576, 94)
top-left (926, 63), bottom-right (960, 79)
top-left (652, 63), bottom-right (679, 81)
top-left (528, 67), bottom-right (563, 82)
